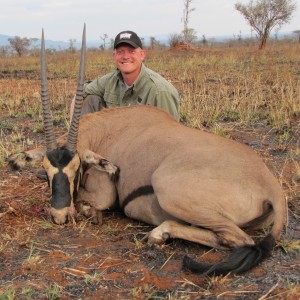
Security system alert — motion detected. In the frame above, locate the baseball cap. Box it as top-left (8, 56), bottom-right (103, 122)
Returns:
top-left (114, 31), bottom-right (143, 49)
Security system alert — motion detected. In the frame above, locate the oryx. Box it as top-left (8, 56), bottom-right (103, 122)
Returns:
top-left (9, 25), bottom-right (287, 276)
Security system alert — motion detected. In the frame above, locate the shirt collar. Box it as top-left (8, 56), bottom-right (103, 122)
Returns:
top-left (116, 63), bottom-right (146, 90)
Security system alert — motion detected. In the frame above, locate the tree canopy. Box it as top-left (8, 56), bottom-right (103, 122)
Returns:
top-left (235, 0), bottom-right (297, 49)
top-left (8, 36), bottom-right (31, 56)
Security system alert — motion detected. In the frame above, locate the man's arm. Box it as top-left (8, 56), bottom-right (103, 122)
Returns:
top-left (70, 94), bottom-right (107, 122)
top-left (70, 77), bottom-right (107, 122)
top-left (146, 88), bottom-right (180, 121)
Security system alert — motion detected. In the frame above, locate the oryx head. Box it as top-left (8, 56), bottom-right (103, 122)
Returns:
top-left (41, 25), bottom-right (86, 224)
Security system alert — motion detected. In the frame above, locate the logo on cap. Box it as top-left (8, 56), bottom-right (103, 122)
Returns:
top-left (120, 33), bottom-right (132, 39)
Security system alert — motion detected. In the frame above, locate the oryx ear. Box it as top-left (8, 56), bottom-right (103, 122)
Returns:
top-left (81, 149), bottom-right (120, 182)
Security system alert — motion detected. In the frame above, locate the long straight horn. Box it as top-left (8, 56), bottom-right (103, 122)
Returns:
top-left (66, 24), bottom-right (86, 152)
top-left (41, 29), bottom-right (57, 152)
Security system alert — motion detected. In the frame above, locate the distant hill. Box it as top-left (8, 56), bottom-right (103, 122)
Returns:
top-left (0, 33), bottom-right (161, 49)
top-left (0, 34), bottom-right (11, 46)
top-left (0, 32), bottom-right (294, 50)
top-left (0, 33), bottom-right (229, 50)
top-left (0, 34), bottom-right (101, 50)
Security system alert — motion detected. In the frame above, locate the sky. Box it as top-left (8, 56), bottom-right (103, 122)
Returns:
top-left (0, 0), bottom-right (299, 42)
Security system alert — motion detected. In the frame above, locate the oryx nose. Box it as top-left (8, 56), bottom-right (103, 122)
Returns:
top-left (50, 207), bottom-right (70, 225)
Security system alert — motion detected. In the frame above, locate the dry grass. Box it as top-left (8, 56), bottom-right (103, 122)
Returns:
top-left (0, 43), bottom-right (299, 299)
top-left (0, 45), bottom-right (299, 152)
top-left (1, 43), bottom-right (299, 237)
top-left (1, 45), bottom-right (298, 210)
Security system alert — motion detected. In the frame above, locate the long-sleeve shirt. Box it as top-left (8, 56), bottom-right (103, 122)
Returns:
top-left (83, 64), bottom-right (180, 120)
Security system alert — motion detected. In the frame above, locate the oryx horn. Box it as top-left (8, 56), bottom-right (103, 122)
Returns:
top-left (41, 29), bottom-right (57, 152)
top-left (66, 23), bottom-right (86, 152)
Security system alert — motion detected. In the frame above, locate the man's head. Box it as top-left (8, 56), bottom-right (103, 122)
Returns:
top-left (113, 31), bottom-right (145, 81)
top-left (114, 30), bottom-right (143, 49)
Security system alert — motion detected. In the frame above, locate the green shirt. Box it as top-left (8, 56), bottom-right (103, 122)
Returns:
top-left (83, 64), bottom-right (180, 120)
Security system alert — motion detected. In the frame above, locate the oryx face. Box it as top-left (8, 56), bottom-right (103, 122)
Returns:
top-left (43, 147), bottom-right (81, 224)
top-left (40, 25), bottom-right (86, 224)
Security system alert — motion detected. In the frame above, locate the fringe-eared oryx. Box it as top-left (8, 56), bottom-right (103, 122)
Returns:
top-left (9, 25), bottom-right (287, 276)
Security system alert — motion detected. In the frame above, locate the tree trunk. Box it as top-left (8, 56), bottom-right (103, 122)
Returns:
top-left (259, 31), bottom-right (269, 50)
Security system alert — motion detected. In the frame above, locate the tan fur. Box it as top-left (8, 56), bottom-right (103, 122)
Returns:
top-left (76, 167), bottom-right (117, 224)
top-left (63, 154), bottom-right (81, 199)
top-left (43, 156), bottom-right (59, 189)
top-left (10, 105), bottom-right (286, 250)
top-left (75, 106), bottom-right (286, 248)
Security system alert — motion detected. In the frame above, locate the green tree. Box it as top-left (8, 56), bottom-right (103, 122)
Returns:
top-left (68, 38), bottom-right (77, 53)
top-left (8, 36), bottom-right (31, 56)
top-left (30, 38), bottom-right (40, 56)
top-left (293, 30), bottom-right (300, 43)
top-left (100, 33), bottom-right (108, 50)
top-left (109, 38), bottom-right (114, 49)
top-left (202, 35), bottom-right (207, 46)
top-left (150, 37), bottom-right (161, 50)
top-left (235, 0), bottom-right (297, 49)
top-left (168, 33), bottom-right (184, 48)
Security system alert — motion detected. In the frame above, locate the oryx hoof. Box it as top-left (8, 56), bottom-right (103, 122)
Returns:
top-left (162, 232), bottom-right (170, 241)
top-left (91, 210), bottom-right (103, 225)
top-left (99, 159), bottom-right (120, 182)
top-left (76, 202), bottom-right (103, 225)
top-left (142, 230), bottom-right (170, 246)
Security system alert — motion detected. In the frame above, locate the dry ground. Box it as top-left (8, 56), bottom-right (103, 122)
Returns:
top-left (0, 47), bottom-right (300, 299)
top-left (0, 114), bottom-right (299, 300)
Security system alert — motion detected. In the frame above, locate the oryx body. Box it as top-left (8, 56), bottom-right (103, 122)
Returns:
top-left (76, 106), bottom-right (285, 250)
top-left (9, 25), bottom-right (287, 276)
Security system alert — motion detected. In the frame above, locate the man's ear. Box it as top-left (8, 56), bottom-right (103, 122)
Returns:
top-left (140, 49), bottom-right (146, 61)
top-left (112, 49), bottom-right (117, 60)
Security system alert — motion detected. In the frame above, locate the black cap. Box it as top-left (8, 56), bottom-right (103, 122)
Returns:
top-left (114, 31), bottom-right (142, 49)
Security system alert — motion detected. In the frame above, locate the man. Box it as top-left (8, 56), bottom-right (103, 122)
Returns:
top-left (37, 31), bottom-right (180, 181)
top-left (70, 30), bottom-right (180, 121)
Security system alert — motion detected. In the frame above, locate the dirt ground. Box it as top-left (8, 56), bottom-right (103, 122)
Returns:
top-left (0, 115), bottom-right (299, 299)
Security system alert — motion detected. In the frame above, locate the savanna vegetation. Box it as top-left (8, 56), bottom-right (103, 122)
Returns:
top-left (1, 43), bottom-right (299, 165)
top-left (0, 43), bottom-right (299, 299)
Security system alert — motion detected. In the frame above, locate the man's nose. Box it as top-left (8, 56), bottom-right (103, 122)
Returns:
top-left (122, 52), bottom-right (130, 59)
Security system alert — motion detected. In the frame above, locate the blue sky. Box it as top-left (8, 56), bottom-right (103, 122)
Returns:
top-left (0, 0), bottom-right (299, 41)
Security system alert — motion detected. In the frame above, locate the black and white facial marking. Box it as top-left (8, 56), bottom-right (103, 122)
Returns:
top-left (43, 147), bottom-right (81, 224)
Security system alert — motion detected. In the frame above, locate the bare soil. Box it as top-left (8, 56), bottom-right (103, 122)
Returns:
top-left (0, 114), bottom-right (299, 299)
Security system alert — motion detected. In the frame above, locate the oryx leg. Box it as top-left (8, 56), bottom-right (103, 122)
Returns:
top-left (144, 220), bottom-right (226, 250)
top-left (8, 147), bottom-right (46, 170)
top-left (151, 170), bottom-right (256, 249)
top-left (80, 149), bottom-right (120, 182)
top-left (124, 193), bottom-right (178, 226)
top-left (122, 183), bottom-right (253, 249)
top-left (76, 166), bottom-right (117, 225)
top-left (8, 133), bottom-right (67, 170)
top-left (144, 199), bottom-right (255, 249)
top-left (122, 192), bottom-right (224, 248)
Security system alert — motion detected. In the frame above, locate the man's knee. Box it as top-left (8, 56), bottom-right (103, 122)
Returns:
top-left (80, 95), bottom-right (107, 118)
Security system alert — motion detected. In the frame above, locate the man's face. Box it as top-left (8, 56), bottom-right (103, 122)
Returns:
top-left (113, 45), bottom-right (145, 77)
